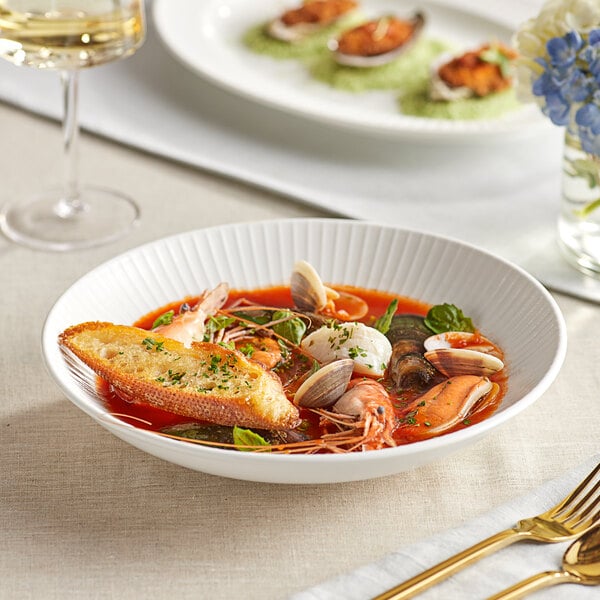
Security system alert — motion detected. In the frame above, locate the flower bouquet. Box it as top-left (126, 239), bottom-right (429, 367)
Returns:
top-left (515, 0), bottom-right (600, 275)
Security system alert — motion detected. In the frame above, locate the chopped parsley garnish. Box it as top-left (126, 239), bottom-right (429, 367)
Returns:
top-left (239, 343), bottom-right (255, 357)
top-left (142, 337), bottom-right (164, 352)
top-left (348, 346), bottom-right (367, 359)
top-left (209, 355), bottom-right (221, 373)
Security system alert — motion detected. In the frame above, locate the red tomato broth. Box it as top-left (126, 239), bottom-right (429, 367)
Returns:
top-left (102, 284), bottom-right (507, 447)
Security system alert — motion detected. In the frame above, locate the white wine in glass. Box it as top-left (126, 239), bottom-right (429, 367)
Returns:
top-left (0, 0), bottom-right (145, 251)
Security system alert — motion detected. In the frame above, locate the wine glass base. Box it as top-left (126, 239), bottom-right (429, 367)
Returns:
top-left (0, 186), bottom-right (140, 251)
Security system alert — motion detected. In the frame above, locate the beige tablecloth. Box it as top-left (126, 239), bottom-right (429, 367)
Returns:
top-left (1, 102), bottom-right (599, 600)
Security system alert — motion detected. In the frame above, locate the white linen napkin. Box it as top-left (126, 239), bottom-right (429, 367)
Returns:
top-left (291, 454), bottom-right (600, 600)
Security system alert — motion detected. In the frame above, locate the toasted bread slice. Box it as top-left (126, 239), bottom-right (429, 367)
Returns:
top-left (59, 322), bottom-right (300, 430)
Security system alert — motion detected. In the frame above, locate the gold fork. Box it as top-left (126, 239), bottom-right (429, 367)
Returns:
top-left (373, 461), bottom-right (600, 600)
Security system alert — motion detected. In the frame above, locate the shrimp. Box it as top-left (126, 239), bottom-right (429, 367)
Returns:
top-left (315, 378), bottom-right (397, 452)
top-left (153, 282), bottom-right (229, 347)
top-left (235, 336), bottom-right (282, 370)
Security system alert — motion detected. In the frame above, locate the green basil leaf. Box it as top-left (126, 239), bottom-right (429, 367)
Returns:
top-left (272, 310), bottom-right (307, 345)
top-left (424, 303), bottom-right (475, 334)
top-left (233, 310), bottom-right (271, 325)
top-left (152, 310), bottom-right (174, 329)
top-left (203, 315), bottom-right (237, 341)
top-left (233, 426), bottom-right (271, 452)
top-left (373, 299), bottom-right (398, 334)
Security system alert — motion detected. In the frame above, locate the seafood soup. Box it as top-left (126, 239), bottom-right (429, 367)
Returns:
top-left (60, 261), bottom-right (507, 454)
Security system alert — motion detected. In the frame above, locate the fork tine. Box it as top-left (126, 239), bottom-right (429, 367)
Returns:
top-left (570, 506), bottom-right (600, 532)
top-left (548, 462), bottom-right (600, 518)
top-left (559, 477), bottom-right (600, 522)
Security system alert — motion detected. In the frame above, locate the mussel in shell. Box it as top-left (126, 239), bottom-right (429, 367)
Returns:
top-left (389, 346), bottom-right (437, 391)
top-left (160, 423), bottom-right (309, 446)
top-left (399, 375), bottom-right (499, 440)
top-left (429, 43), bottom-right (517, 101)
top-left (385, 315), bottom-right (436, 391)
top-left (331, 13), bottom-right (425, 68)
top-left (385, 314), bottom-right (431, 346)
top-left (267, 0), bottom-right (358, 43)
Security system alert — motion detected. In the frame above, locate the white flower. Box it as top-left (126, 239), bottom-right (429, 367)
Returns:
top-left (513, 0), bottom-right (600, 102)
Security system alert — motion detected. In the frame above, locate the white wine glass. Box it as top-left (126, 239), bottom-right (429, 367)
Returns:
top-left (0, 0), bottom-right (145, 251)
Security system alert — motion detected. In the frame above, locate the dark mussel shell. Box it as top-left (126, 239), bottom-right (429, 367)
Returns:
top-left (385, 315), bottom-right (431, 347)
top-left (389, 348), bottom-right (436, 391)
top-left (385, 315), bottom-right (436, 391)
top-left (160, 423), bottom-right (309, 447)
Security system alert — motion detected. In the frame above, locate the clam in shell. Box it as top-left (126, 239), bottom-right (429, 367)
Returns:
top-left (294, 358), bottom-right (354, 408)
top-left (290, 260), bottom-right (367, 320)
top-left (424, 331), bottom-right (498, 353)
top-left (290, 260), bottom-right (337, 313)
top-left (424, 347), bottom-right (504, 378)
top-left (423, 331), bottom-right (504, 378)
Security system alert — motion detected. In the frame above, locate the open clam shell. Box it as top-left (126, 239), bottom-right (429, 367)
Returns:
top-left (423, 331), bottom-right (504, 377)
top-left (424, 331), bottom-right (502, 356)
top-left (290, 260), bottom-right (333, 312)
top-left (290, 260), bottom-right (367, 320)
top-left (293, 358), bottom-right (354, 408)
top-left (332, 12), bottom-right (425, 68)
top-left (424, 348), bottom-right (504, 378)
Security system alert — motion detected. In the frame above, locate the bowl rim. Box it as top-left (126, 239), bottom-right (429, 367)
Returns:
top-left (41, 218), bottom-right (568, 466)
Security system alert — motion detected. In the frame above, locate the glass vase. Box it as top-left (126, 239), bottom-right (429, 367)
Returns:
top-left (558, 130), bottom-right (600, 277)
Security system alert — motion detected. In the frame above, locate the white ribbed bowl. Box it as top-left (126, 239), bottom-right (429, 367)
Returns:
top-left (42, 219), bottom-right (566, 484)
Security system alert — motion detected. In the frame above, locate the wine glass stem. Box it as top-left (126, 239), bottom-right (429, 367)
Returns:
top-left (55, 69), bottom-right (84, 219)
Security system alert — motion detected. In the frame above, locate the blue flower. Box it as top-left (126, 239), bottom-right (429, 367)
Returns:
top-left (575, 103), bottom-right (600, 154)
top-left (528, 29), bottom-right (600, 155)
top-left (576, 103), bottom-right (600, 133)
top-left (581, 30), bottom-right (600, 81)
top-left (547, 31), bottom-right (583, 72)
top-left (589, 30), bottom-right (600, 46)
top-left (578, 127), bottom-right (600, 154)
top-left (562, 69), bottom-right (594, 103)
top-left (542, 90), bottom-right (571, 126)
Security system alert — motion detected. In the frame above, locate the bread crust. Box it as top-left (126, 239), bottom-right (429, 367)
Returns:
top-left (59, 321), bottom-right (300, 430)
